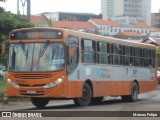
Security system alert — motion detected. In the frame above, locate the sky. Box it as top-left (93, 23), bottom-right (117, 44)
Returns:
top-left (0, 0), bottom-right (160, 15)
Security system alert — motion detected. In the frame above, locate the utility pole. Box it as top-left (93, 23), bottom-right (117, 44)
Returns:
top-left (27, 0), bottom-right (31, 22)
top-left (17, 0), bottom-right (19, 14)
top-left (17, 0), bottom-right (31, 21)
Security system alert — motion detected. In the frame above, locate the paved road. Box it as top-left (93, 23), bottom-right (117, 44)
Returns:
top-left (0, 84), bottom-right (160, 120)
top-left (1, 90), bottom-right (160, 111)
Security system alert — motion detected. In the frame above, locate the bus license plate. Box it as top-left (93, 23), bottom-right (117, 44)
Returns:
top-left (27, 91), bottom-right (36, 94)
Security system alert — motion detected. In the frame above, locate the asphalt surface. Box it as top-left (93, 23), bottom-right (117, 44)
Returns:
top-left (0, 84), bottom-right (160, 120)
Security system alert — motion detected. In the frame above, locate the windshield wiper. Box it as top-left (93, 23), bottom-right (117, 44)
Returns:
top-left (37, 40), bottom-right (50, 64)
top-left (20, 42), bottom-right (28, 56)
top-left (20, 42), bottom-right (28, 62)
top-left (39, 40), bottom-right (50, 57)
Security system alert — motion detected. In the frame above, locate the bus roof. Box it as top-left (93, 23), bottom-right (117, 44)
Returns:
top-left (62, 28), bottom-right (156, 48)
top-left (10, 27), bottom-right (156, 49)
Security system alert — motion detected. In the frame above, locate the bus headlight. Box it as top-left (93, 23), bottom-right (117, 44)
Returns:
top-left (7, 79), bottom-right (19, 89)
top-left (44, 77), bottom-right (64, 89)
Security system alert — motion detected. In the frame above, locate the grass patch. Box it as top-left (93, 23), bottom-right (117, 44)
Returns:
top-left (0, 79), bottom-right (30, 103)
top-left (8, 97), bottom-right (30, 102)
top-left (0, 79), bottom-right (6, 102)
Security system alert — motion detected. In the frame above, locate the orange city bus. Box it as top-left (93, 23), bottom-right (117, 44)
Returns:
top-left (6, 27), bottom-right (157, 108)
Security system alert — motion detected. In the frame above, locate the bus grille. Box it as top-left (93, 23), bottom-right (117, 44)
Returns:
top-left (14, 74), bottom-right (52, 79)
top-left (18, 84), bottom-right (46, 87)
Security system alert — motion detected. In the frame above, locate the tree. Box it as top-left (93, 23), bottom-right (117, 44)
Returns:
top-left (0, 7), bottom-right (33, 41)
top-left (0, 6), bottom-right (33, 54)
top-left (0, 0), bottom-right (7, 2)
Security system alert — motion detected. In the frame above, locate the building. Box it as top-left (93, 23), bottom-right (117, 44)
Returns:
top-left (114, 31), bottom-right (143, 41)
top-left (149, 29), bottom-right (160, 45)
top-left (150, 29), bottom-right (160, 37)
top-left (31, 15), bottom-right (49, 27)
top-left (89, 19), bottom-right (155, 36)
top-left (39, 12), bottom-right (101, 21)
top-left (30, 15), bottom-right (155, 36)
top-left (89, 19), bottom-right (122, 36)
top-left (101, 0), bottom-right (151, 25)
top-left (132, 22), bottom-right (155, 35)
top-left (52, 21), bottom-right (99, 34)
top-left (151, 10), bottom-right (160, 28)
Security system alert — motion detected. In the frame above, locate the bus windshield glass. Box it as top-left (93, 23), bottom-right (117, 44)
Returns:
top-left (10, 30), bottom-right (63, 40)
top-left (9, 43), bottom-right (65, 72)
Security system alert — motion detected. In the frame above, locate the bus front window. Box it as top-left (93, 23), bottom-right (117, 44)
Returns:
top-left (9, 43), bottom-right (65, 72)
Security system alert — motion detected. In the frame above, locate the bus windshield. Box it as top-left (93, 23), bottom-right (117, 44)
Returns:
top-left (9, 43), bottom-right (65, 72)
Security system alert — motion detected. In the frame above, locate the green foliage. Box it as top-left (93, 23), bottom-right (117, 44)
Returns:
top-left (0, 0), bottom-right (7, 2)
top-left (48, 18), bottom-right (53, 27)
top-left (0, 6), bottom-right (34, 57)
top-left (0, 80), bottom-right (30, 103)
top-left (0, 80), bottom-right (6, 102)
top-left (0, 6), bottom-right (5, 12)
top-left (0, 7), bottom-right (34, 43)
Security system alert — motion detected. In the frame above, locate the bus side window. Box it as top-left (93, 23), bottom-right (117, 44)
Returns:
top-left (111, 44), bottom-right (122, 65)
top-left (123, 45), bottom-right (131, 66)
top-left (81, 39), bottom-right (96, 64)
top-left (130, 47), bottom-right (134, 66)
top-left (145, 48), bottom-right (153, 68)
top-left (150, 50), bottom-right (155, 68)
top-left (143, 48), bottom-right (150, 67)
top-left (110, 43), bottom-right (113, 64)
top-left (97, 42), bottom-right (109, 64)
top-left (134, 47), bottom-right (142, 67)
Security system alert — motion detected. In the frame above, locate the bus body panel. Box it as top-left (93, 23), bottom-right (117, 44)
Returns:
top-left (67, 63), bottom-right (157, 97)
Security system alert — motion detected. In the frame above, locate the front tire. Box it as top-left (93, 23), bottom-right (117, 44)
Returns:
top-left (31, 98), bottom-right (49, 108)
top-left (73, 83), bottom-right (92, 106)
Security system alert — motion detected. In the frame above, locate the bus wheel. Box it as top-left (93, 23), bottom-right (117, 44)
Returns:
top-left (73, 83), bottom-right (92, 106)
top-left (31, 98), bottom-right (49, 108)
top-left (121, 82), bottom-right (139, 102)
top-left (90, 97), bottom-right (103, 105)
top-left (130, 82), bottom-right (139, 102)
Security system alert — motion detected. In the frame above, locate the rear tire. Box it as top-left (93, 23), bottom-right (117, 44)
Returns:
top-left (31, 98), bottom-right (49, 108)
top-left (73, 83), bottom-right (92, 106)
top-left (121, 82), bottom-right (139, 102)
